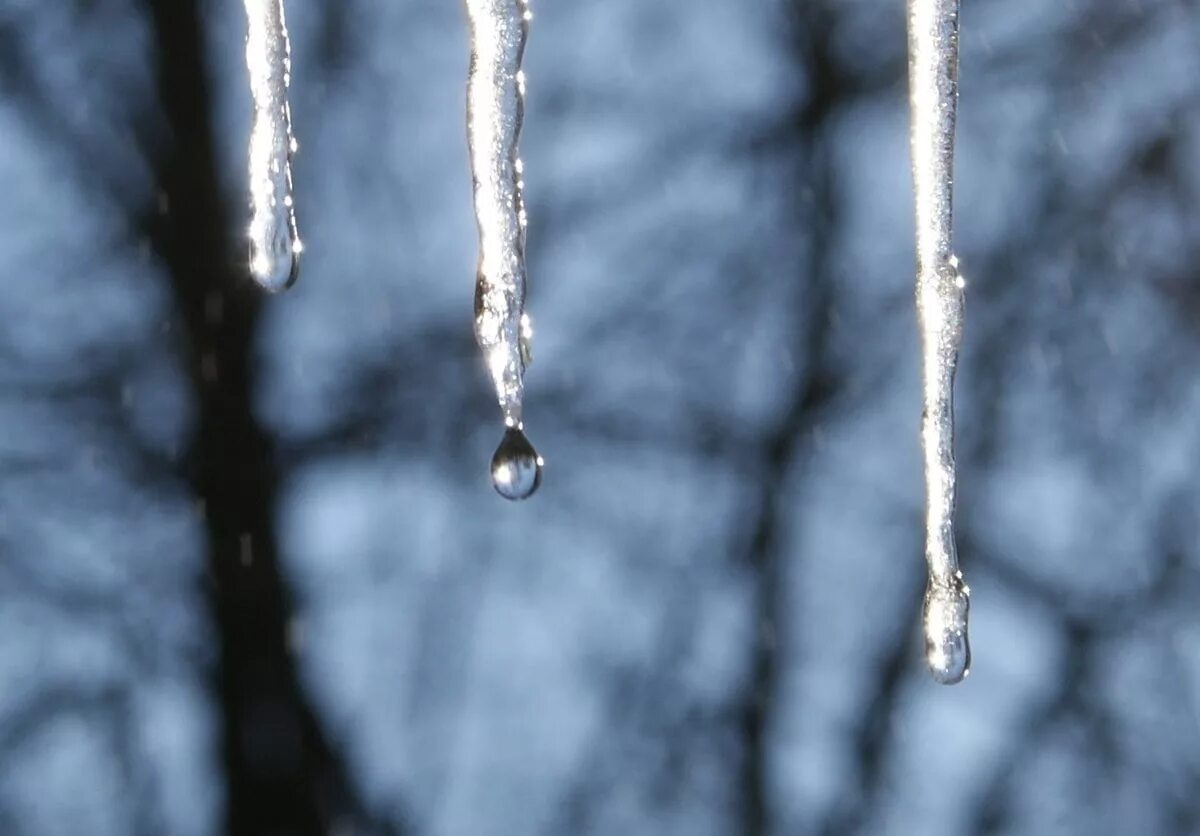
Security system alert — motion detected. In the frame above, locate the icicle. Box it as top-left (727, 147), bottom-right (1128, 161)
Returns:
top-left (244, 0), bottom-right (302, 292)
top-left (466, 0), bottom-right (543, 500)
top-left (908, 0), bottom-right (971, 684)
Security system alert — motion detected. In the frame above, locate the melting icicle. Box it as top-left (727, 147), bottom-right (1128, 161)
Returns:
top-left (466, 0), bottom-right (543, 500)
top-left (244, 0), bottom-right (302, 292)
top-left (909, 0), bottom-right (971, 683)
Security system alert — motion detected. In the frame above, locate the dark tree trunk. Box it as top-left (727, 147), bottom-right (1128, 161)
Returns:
top-left (139, 2), bottom-right (390, 833)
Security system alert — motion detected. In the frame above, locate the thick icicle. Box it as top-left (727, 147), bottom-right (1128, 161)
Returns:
top-left (466, 0), bottom-right (542, 500)
top-left (908, 0), bottom-right (971, 684)
top-left (244, 0), bottom-right (302, 292)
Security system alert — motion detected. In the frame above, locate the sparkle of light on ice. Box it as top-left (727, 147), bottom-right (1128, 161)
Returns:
top-left (244, 0), bottom-right (302, 292)
top-left (909, 0), bottom-right (971, 684)
top-left (466, 0), bottom-right (542, 500)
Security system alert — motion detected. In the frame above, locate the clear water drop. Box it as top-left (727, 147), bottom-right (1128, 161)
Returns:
top-left (490, 427), bottom-right (542, 501)
top-left (923, 574), bottom-right (971, 685)
top-left (249, 234), bottom-right (300, 293)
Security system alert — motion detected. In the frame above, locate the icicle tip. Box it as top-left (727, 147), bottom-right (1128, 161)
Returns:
top-left (923, 573), bottom-right (971, 685)
top-left (249, 236), bottom-right (302, 293)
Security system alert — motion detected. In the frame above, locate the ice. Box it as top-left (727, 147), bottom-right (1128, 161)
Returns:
top-left (244, 0), bottom-right (301, 291)
top-left (909, 0), bottom-right (971, 683)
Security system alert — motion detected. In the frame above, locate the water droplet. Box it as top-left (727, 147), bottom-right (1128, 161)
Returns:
top-left (249, 233), bottom-right (300, 293)
top-left (923, 575), bottom-right (971, 685)
top-left (490, 427), bottom-right (542, 500)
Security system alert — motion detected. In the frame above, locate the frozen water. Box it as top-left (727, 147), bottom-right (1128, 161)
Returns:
top-left (244, 0), bottom-right (302, 291)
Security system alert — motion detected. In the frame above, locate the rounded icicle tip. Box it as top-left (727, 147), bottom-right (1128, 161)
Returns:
top-left (249, 237), bottom-right (301, 293)
top-left (490, 426), bottom-right (543, 501)
top-left (923, 575), bottom-right (971, 685)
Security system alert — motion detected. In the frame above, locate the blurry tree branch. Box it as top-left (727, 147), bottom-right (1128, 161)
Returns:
top-left (134, 1), bottom-right (404, 832)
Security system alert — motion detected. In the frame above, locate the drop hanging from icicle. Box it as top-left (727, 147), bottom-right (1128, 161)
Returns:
top-left (244, 0), bottom-right (302, 292)
top-left (908, 0), bottom-right (972, 683)
top-left (465, 0), bottom-right (543, 500)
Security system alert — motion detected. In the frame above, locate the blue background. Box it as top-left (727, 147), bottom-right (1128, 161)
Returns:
top-left (0, 1), bottom-right (1198, 834)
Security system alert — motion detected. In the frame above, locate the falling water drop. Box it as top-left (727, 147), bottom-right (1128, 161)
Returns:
top-left (244, 0), bottom-right (302, 292)
top-left (491, 426), bottom-right (543, 501)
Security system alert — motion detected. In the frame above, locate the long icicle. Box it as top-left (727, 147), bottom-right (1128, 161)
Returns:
top-left (909, 0), bottom-right (971, 683)
top-left (466, 0), bottom-right (543, 500)
top-left (244, 0), bottom-right (302, 292)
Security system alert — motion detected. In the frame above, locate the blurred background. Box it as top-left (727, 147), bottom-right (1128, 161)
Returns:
top-left (1, 0), bottom-right (1199, 834)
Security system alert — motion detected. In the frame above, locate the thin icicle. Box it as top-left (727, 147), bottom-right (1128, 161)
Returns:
top-left (909, 0), bottom-right (971, 684)
top-left (244, 0), bottom-right (301, 292)
top-left (466, 0), bottom-right (542, 500)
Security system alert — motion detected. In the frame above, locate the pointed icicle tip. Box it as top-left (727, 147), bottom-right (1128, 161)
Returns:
top-left (923, 575), bottom-right (971, 685)
top-left (490, 426), bottom-right (542, 501)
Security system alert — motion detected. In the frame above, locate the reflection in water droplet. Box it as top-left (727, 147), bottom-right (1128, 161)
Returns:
top-left (490, 427), bottom-right (542, 501)
top-left (924, 574), bottom-right (971, 685)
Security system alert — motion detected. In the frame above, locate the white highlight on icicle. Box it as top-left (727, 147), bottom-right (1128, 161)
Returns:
top-left (244, 0), bottom-right (301, 292)
top-left (466, 0), bottom-right (542, 500)
top-left (909, 0), bottom-right (971, 684)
